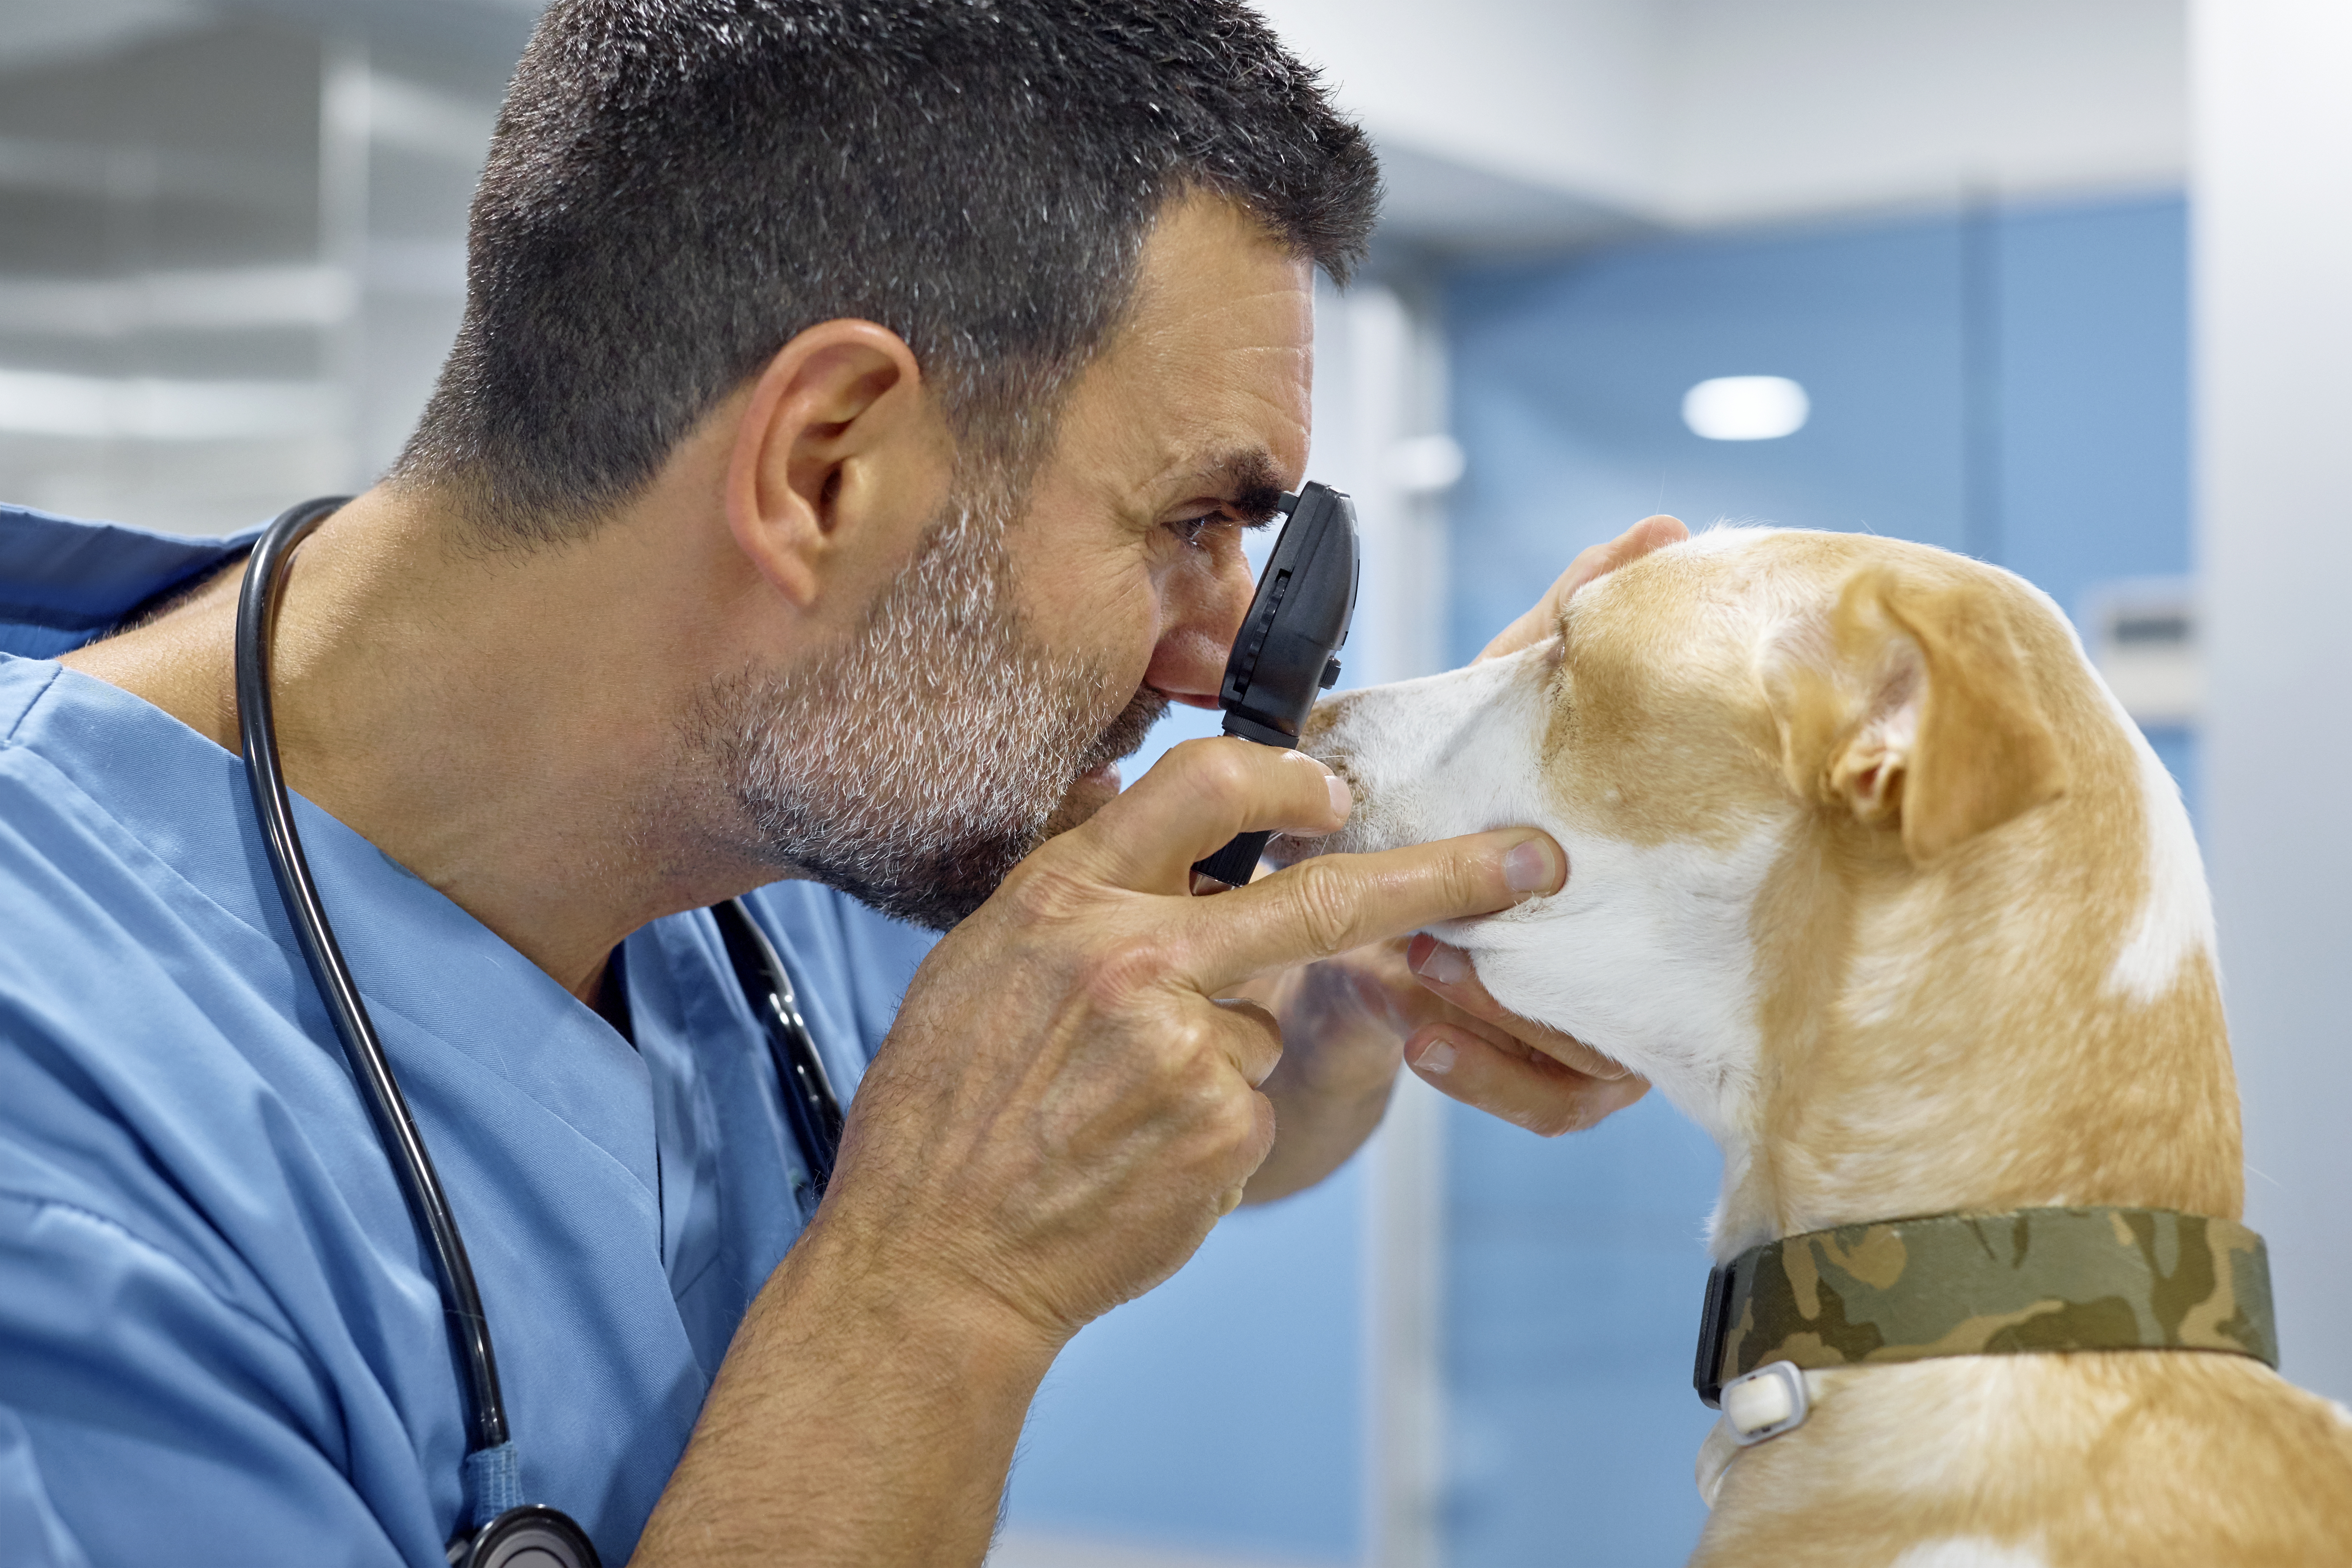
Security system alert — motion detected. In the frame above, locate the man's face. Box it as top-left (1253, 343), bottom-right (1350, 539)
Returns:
top-left (698, 193), bottom-right (1312, 929)
top-left (1007, 193), bottom-right (1316, 826)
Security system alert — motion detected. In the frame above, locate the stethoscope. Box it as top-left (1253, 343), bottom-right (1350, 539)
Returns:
top-left (235, 498), bottom-right (846, 1567)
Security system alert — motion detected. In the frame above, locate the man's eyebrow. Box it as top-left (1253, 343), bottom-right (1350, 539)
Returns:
top-left (1169, 447), bottom-right (1289, 525)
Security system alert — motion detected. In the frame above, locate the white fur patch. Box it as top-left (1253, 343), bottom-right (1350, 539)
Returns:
top-left (1694, 1418), bottom-right (1738, 1508)
top-left (1674, 523), bottom-right (1785, 558)
top-left (2107, 729), bottom-right (2214, 1002)
top-left (2076, 634), bottom-right (2216, 1003)
top-left (1306, 642), bottom-right (1785, 1148)
top-left (1461, 823), bottom-right (1783, 1148)
top-left (1888, 1539), bottom-right (2048, 1568)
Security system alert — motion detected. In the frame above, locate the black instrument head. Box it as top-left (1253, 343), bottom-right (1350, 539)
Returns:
top-left (1217, 481), bottom-right (1360, 749)
top-left (450, 1504), bottom-right (601, 1568)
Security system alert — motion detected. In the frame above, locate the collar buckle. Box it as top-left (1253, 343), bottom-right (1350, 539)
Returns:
top-left (1693, 1262), bottom-right (1734, 1408)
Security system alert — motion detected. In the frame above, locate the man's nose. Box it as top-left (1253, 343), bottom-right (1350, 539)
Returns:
top-left (1143, 545), bottom-right (1256, 709)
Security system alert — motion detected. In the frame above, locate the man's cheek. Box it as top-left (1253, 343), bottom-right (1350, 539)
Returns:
top-left (1198, 530), bottom-right (1258, 641)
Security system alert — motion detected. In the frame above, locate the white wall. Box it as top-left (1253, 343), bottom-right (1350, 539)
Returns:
top-left (0, 21), bottom-right (489, 535)
top-left (1257, 0), bottom-right (2186, 241)
top-left (1304, 277), bottom-right (1454, 1568)
top-left (1254, 0), bottom-right (1664, 213)
top-left (1662, 0), bottom-right (2185, 223)
top-left (2193, 0), bottom-right (2352, 1403)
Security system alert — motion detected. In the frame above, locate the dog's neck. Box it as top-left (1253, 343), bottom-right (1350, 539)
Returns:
top-left (1703, 717), bottom-right (2241, 1261)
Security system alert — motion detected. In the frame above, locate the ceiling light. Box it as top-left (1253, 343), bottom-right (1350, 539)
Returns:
top-left (1682, 376), bottom-right (1809, 441)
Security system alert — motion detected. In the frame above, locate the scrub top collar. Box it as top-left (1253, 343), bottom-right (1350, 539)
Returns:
top-left (0, 503), bottom-right (663, 1191)
top-left (0, 501), bottom-right (932, 1563)
top-left (0, 502), bottom-right (260, 661)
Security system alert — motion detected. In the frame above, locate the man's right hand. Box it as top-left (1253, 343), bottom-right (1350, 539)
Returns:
top-left (637, 738), bottom-right (1563, 1567)
top-left (820, 735), bottom-right (1567, 1345)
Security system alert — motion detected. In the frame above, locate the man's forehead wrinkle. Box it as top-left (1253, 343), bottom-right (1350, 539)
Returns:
top-left (1117, 243), bottom-right (1310, 371)
top-left (1131, 276), bottom-right (1310, 334)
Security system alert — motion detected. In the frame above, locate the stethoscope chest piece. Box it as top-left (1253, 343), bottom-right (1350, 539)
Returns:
top-left (450, 1504), bottom-right (602, 1567)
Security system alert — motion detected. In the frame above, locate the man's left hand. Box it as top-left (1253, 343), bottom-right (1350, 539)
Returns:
top-left (1240, 936), bottom-right (1646, 1201)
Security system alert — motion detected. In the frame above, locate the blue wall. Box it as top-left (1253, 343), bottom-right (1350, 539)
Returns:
top-left (1005, 1160), bottom-right (1368, 1563)
top-left (1447, 195), bottom-right (2190, 659)
top-left (1441, 1097), bottom-right (1721, 1564)
top-left (1995, 200), bottom-right (2192, 627)
top-left (1439, 193), bottom-right (2191, 1565)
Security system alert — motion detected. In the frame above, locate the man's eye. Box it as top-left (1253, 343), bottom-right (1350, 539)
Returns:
top-left (1170, 514), bottom-right (1223, 548)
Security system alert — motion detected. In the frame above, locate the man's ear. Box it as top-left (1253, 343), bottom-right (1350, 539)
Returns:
top-left (1768, 564), bottom-right (2067, 864)
top-left (723, 319), bottom-right (950, 608)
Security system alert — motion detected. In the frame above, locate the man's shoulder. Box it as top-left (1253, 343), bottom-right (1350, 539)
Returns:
top-left (0, 659), bottom-right (322, 1264)
top-left (0, 503), bottom-right (253, 662)
top-left (0, 664), bottom-right (175, 960)
top-left (0, 656), bottom-right (261, 958)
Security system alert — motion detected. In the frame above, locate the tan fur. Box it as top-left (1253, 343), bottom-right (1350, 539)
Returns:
top-left (1314, 529), bottom-right (2352, 1564)
top-left (1701, 1356), bottom-right (2352, 1567)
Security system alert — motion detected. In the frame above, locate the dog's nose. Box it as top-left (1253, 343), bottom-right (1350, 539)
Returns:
top-left (1260, 834), bottom-right (1309, 870)
top-left (1261, 751), bottom-right (1359, 871)
top-left (1297, 693), bottom-right (1352, 751)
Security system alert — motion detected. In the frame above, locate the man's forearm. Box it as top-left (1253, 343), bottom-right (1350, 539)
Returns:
top-left (1246, 1055), bottom-right (1397, 1203)
top-left (632, 1211), bottom-right (1058, 1567)
top-left (1236, 957), bottom-right (1407, 1205)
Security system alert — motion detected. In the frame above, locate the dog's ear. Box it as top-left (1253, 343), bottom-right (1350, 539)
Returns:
top-left (1768, 564), bottom-right (2066, 864)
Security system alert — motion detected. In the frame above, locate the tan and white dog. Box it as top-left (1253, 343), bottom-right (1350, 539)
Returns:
top-left (1299, 528), bottom-right (2352, 1566)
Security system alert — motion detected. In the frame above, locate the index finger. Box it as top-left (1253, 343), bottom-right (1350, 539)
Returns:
top-left (1171, 831), bottom-right (1566, 994)
top-left (1477, 513), bottom-right (1688, 663)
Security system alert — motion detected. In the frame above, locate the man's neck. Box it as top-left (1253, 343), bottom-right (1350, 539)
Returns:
top-left (60, 482), bottom-right (776, 1003)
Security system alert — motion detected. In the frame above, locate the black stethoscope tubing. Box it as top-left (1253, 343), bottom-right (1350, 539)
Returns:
top-left (236, 497), bottom-right (514, 1458)
top-left (236, 498), bottom-right (844, 1564)
top-left (713, 898), bottom-right (843, 1196)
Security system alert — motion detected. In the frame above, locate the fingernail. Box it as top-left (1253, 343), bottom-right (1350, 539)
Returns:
top-left (1412, 1038), bottom-right (1457, 1076)
top-left (1503, 838), bottom-right (1563, 896)
top-left (1411, 942), bottom-right (1470, 986)
top-left (1326, 773), bottom-right (1353, 819)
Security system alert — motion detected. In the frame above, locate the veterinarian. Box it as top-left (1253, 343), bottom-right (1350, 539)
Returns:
top-left (0, 4), bottom-right (1674, 1564)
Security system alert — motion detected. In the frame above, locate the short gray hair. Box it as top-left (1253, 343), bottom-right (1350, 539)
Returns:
top-left (394, 0), bottom-right (1381, 545)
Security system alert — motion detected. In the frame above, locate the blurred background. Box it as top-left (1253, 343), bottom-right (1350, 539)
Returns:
top-left (3, 0), bottom-right (2343, 1563)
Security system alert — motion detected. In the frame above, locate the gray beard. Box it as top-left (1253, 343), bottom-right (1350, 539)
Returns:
top-left (689, 495), bottom-right (1167, 930)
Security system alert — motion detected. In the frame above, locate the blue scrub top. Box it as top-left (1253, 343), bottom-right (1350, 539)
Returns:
top-left (0, 505), bottom-right (939, 1565)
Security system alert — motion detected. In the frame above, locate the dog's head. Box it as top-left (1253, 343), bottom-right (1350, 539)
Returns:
top-left (1301, 528), bottom-right (2227, 1241)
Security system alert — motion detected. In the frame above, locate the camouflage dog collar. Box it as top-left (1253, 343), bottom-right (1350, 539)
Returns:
top-left (1694, 1207), bottom-right (2277, 1407)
